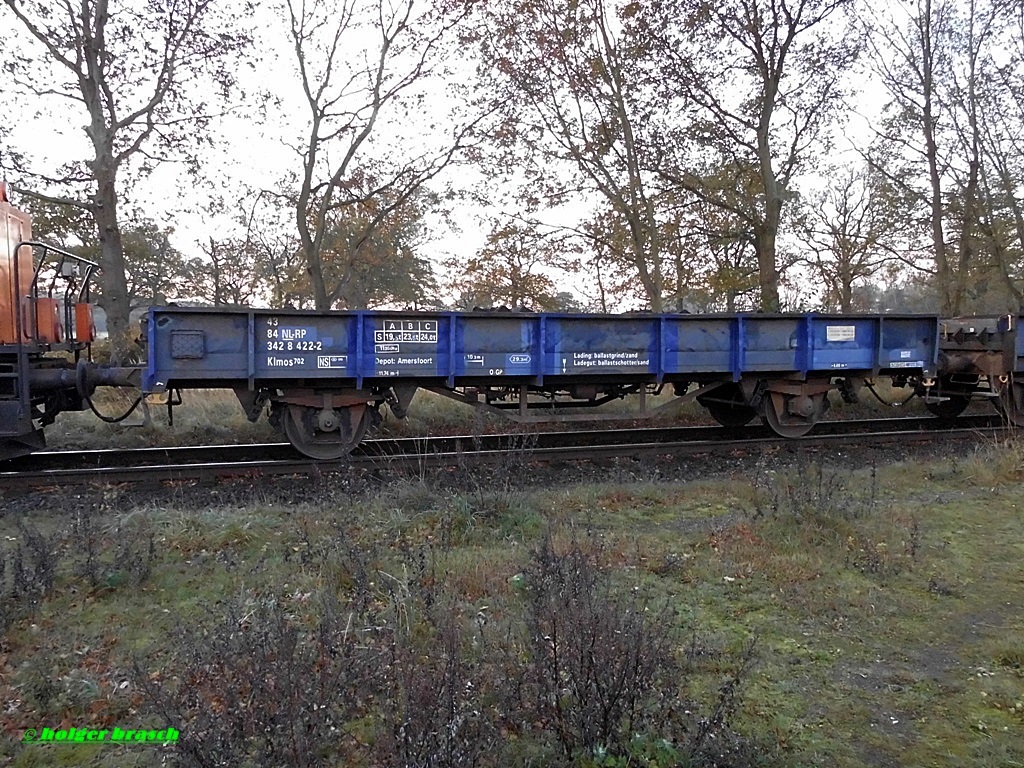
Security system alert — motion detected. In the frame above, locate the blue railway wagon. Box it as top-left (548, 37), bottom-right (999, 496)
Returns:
top-left (144, 307), bottom-right (943, 458)
top-left (146, 308), bottom-right (940, 388)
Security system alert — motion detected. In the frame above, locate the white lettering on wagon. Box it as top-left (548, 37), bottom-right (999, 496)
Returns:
top-left (262, 319), bottom-right (325, 369)
top-left (376, 356), bottom-right (434, 366)
top-left (374, 318), bottom-right (439, 375)
top-left (265, 321), bottom-right (317, 342)
top-left (266, 356), bottom-right (305, 367)
top-left (570, 351), bottom-right (651, 369)
top-left (373, 320), bottom-right (437, 346)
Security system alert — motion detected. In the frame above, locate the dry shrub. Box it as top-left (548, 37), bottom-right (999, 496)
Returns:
top-left (0, 519), bottom-right (63, 632)
top-left (503, 533), bottom-right (766, 767)
top-left (376, 594), bottom-right (502, 768)
top-left (751, 456), bottom-right (878, 523)
top-left (72, 509), bottom-right (157, 591)
top-left (965, 434), bottom-right (1024, 485)
top-left (518, 534), bottom-right (679, 757)
top-left (133, 591), bottom-right (385, 768)
top-left (747, 457), bottom-right (922, 586)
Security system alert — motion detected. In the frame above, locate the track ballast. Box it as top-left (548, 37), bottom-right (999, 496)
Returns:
top-left (0, 414), bottom-right (1007, 490)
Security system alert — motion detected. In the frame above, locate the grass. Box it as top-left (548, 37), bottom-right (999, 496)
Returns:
top-left (48, 388), bottom-right (278, 450)
top-left (3, 439), bottom-right (1024, 766)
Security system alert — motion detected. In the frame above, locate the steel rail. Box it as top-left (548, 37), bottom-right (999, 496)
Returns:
top-left (0, 414), bottom-right (1008, 490)
top-left (3, 413), bottom-right (1005, 472)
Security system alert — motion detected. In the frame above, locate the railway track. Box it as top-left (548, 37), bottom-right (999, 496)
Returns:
top-left (0, 414), bottom-right (1009, 490)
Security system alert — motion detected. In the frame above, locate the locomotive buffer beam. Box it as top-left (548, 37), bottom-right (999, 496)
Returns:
top-left (29, 362), bottom-right (141, 395)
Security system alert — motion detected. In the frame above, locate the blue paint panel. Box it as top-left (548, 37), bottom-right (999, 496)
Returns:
top-left (880, 317), bottom-right (936, 373)
top-left (148, 310), bottom-right (249, 386)
top-left (809, 317), bottom-right (877, 371)
top-left (254, 314), bottom-right (355, 377)
top-left (742, 317), bottom-right (800, 371)
top-left (542, 317), bottom-right (656, 375)
top-left (455, 316), bottom-right (538, 376)
top-left (665, 318), bottom-right (732, 373)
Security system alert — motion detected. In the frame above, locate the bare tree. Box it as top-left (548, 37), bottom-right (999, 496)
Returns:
top-left (286, 0), bottom-right (480, 310)
top-left (448, 220), bottom-right (578, 310)
top-left (470, 0), bottom-right (667, 310)
top-left (188, 237), bottom-right (265, 307)
top-left (234, 191), bottom-right (306, 309)
top-left (0, 0), bottom-right (249, 355)
top-left (980, 94), bottom-right (1024, 310)
top-left (973, 2), bottom-right (1024, 310)
top-left (28, 198), bottom-right (199, 308)
top-left (668, 190), bottom-right (762, 313)
top-left (863, 0), bottom-right (1004, 314)
top-left (646, 0), bottom-right (859, 311)
top-left (121, 220), bottom-right (191, 310)
top-left (796, 165), bottom-right (908, 312)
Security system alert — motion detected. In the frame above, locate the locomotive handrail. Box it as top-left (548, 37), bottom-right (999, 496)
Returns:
top-left (12, 240), bottom-right (98, 346)
top-left (19, 239), bottom-right (98, 303)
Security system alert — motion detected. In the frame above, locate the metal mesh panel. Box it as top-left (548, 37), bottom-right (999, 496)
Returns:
top-left (170, 330), bottom-right (206, 359)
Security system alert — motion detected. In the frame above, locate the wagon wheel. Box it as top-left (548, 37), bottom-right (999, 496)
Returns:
top-left (925, 375), bottom-right (976, 420)
top-left (697, 383), bottom-right (757, 428)
top-left (762, 391), bottom-right (825, 439)
top-left (284, 403), bottom-right (371, 460)
top-left (995, 378), bottom-right (1024, 428)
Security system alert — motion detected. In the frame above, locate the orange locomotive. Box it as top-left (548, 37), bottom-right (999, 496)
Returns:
top-left (0, 183), bottom-right (138, 459)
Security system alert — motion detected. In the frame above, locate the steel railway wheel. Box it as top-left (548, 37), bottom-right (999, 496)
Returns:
top-left (697, 383), bottom-right (758, 428)
top-left (283, 403), bottom-right (371, 460)
top-left (925, 375), bottom-right (976, 420)
top-left (761, 391), bottom-right (826, 438)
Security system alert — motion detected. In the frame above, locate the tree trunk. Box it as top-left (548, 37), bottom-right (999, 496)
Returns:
top-left (840, 281), bottom-right (853, 314)
top-left (594, 257), bottom-right (608, 313)
top-left (951, 3), bottom-right (984, 317)
top-left (917, 0), bottom-right (955, 315)
top-left (633, 256), bottom-right (663, 312)
top-left (92, 168), bottom-right (133, 360)
top-left (297, 206), bottom-right (331, 310)
top-left (675, 252), bottom-right (685, 312)
top-left (647, 228), bottom-right (664, 313)
top-left (754, 226), bottom-right (781, 312)
top-left (755, 87), bottom-right (783, 312)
